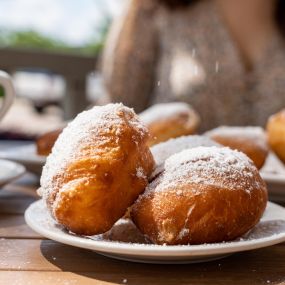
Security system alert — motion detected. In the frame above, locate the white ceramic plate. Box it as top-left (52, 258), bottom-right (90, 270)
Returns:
top-left (25, 200), bottom-right (285, 264)
top-left (260, 153), bottom-right (285, 201)
top-left (0, 159), bottom-right (26, 187)
top-left (0, 144), bottom-right (45, 175)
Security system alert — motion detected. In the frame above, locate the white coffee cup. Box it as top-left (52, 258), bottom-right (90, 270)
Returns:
top-left (0, 71), bottom-right (15, 121)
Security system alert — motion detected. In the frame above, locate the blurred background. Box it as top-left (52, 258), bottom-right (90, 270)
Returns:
top-left (0, 0), bottom-right (125, 139)
top-left (1, 0), bottom-right (285, 140)
top-left (0, 0), bottom-right (284, 189)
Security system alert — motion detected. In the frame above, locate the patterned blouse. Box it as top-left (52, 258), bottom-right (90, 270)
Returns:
top-left (102, 0), bottom-right (285, 131)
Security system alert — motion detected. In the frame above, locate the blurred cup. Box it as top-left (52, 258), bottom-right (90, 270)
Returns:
top-left (0, 70), bottom-right (15, 121)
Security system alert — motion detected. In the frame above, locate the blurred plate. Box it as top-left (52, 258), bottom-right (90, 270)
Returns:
top-left (25, 200), bottom-right (285, 264)
top-left (0, 144), bottom-right (45, 175)
top-left (0, 159), bottom-right (26, 187)
top-left (261, 153), bottom-right (285, 202)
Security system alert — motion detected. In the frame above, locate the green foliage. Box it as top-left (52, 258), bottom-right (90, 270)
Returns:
top-left (0, 18), bottom-right (111, 55)
top-left (1, 30), bottom-right (65, 50)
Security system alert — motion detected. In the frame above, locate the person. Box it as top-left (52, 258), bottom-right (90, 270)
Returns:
top-left (102, 0), bottom-right (285, 131)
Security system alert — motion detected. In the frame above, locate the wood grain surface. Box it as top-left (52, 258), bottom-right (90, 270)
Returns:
top-left (0, 174), bottom-right (284, 285)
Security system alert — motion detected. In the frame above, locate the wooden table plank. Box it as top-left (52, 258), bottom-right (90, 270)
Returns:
top-left (0, 272), bottom-right (118, 285)
top-left (0, 239), bottom-right (113, 271)
top-left (0, 266), bottom-right (284, 285)
top-left (0, 193), bottom-right (38, 214)
top-left (0, 239), bottom-right (284, 284)
top-left (0, 169), bottom-right (284, 284)
top-left (0, 175), bottom-right (39, 214)
top-left (0, 215), bottom-right (42, 238)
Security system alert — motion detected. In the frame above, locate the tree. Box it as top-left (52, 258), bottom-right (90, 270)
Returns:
top-left (0, 23), bottom-right (111, 55)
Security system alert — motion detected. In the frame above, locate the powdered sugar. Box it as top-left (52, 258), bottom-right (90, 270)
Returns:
top-left (100, 218), bottom-right (150, 244)
top-left (177, 205), bottom-right (195, 239)
top-left (205, 126), bottom-right (268, 151)
top-left (146, 146), bottom-right (265, 195)
top-left (151, 135), bottom-right (220, 177)
top-left (151, 135), bottom-right (219, 166)
top-left (177, 228), bottom-right (190, 239)
top-left (136, 167), bottom-right (146, 179)
top-left (39, 103), bottom-right (149, 205)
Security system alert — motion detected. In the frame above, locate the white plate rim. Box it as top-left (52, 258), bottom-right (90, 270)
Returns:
top-left (0, 158), bottom-right (26, 185)
top-left (25, 200), bottom-right (285, 258)
top-left (0, 144), bottom-right (46, 165)
top-left (261, 172), bottom-right (285, 184)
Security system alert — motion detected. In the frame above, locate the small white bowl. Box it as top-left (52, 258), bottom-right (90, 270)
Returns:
top-left (0, 159), bottom-right (26, 187)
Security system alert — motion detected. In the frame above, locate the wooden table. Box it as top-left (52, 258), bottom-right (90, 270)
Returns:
top-left (0, 174), bottom-right (285, 285)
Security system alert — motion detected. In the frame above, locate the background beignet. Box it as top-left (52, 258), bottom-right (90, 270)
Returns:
top-left (205, 126), bottom-right (269, 169)
top-left (267, 109), bottom-right (285, 164)
top-left (139, 102), bottom-right (200, 146)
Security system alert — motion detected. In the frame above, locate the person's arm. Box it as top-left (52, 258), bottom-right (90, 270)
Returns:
top-left (102, 0), bottom-right (159, 112)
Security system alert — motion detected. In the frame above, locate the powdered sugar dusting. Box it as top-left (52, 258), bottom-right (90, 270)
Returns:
top-left (177, 228), bottom-right (190, 239)
top-left (39, 103), bottom-right (149, 205)
top-left (177, 205), bottom-right (195, 239)
top-left (100, 218), bottom-right (150, 244)
top-left (205, 126), bottom-right (268, 151)
top-left (146, 146), bottom-right (265, 195)
top-left (151, 135), bottom-right (220, 177)
top-left (136, 167), bottom-right (146, 179)
top-left (151, 135), bottom-right (219, 166)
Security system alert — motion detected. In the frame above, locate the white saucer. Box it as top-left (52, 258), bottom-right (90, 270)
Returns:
top-left (25, 200), bottom-right (285, 264)
top-left (260, 153), bottom-right (285, 201)
top-left (0, 159), bottom-right (26, 187)
top-left (0, 144), bottom-right (45, 175)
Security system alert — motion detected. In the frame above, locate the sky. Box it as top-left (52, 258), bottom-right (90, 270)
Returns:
top-left (0, 0), bottom-right (125, 45)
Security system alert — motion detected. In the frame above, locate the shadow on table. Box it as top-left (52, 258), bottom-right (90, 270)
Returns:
top-left (40, 239), bottom-right (285, 285)
top-left (0, 213), bottom-right (27, 231)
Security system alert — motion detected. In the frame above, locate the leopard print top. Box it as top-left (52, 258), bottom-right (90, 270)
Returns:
top-left (103, 0), bottom-right (285, 131)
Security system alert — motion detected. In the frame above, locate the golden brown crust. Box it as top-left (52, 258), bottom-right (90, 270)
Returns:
top-left (40, 104), bottom-right (155, 235)
top-left (140, 103), bottom-right (200, 146)
top-left (36, 129), bottom-right (63, 156)
top-left (147, 112), bottom-right (199, 146)
top-left (205, 126), bottom-right (269, 169)
top-left (132, 185), bottom-right (267, 245)
top-left (131, 147), bottom-right (268, 245)
top-left (267, 109), bottom-right (285, 164)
